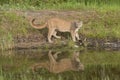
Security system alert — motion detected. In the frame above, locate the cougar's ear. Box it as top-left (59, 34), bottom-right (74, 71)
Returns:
top-left (77, 21), bottom-right (83, 27)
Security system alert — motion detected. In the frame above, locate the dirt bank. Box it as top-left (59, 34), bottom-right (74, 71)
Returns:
top-left (3, 10), bottom-right (120, 50)
top-left (13, 33), bottom-right (120, 50)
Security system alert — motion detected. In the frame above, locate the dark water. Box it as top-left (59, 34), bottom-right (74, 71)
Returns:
top-left (0, 49), bottom-right (120, 80)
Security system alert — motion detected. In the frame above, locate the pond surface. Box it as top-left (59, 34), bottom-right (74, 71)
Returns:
top-left (0, 49), bottom-right (120, 80)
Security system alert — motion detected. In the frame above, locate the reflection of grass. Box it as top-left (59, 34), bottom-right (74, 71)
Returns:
top-left (79, 50), bottom-right (120, 65)
top-left (0, 64), bottom-right (120, 80)
top-left (0, 50), bottom-right (120, 80)
top-left (0, 67), bottom-right (4, 80)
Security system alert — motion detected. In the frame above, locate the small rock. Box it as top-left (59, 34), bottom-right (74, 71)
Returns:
top-left (74, 45), bottom-right (79, 48)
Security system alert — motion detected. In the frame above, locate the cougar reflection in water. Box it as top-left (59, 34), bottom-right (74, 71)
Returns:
top-left (31, 51), bottom-right (84, 73)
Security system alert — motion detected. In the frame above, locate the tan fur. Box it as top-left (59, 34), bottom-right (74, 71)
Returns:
top-left (30, 18), bottom-right (83, 43)
top-left (31, 51), bottom-right (84, 73)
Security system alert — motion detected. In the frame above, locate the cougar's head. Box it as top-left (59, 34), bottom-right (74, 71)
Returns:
top-left (72, 52), bottom-right (84, 71)
top-left (76, 21), bottom-right (83, 28)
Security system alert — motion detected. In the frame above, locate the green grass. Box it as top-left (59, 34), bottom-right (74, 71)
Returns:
top-left (0, 12), bottom-right (30, 50)
top-left (80, 11), bottom-right (120, 39)
top-left (0, 0), bottom-right (119, 11)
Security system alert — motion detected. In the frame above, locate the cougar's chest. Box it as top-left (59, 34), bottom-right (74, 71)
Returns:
top-left (70, 22), bottom-right (79, 32)
top-left (75, 27), bottom-right (80, 32)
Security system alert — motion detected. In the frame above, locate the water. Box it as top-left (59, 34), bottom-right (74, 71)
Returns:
top-left (0, 49), bottom-right (120, 80)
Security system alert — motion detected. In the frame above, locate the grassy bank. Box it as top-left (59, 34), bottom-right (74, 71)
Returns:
top-left (0, 0), bottom-right (120, 50)
top-left (0, 0), bottom-right (120, 11)
top-left (0, 12), bottom-right (30, 50)
top-left (0, 10), bottom-right (120, 50)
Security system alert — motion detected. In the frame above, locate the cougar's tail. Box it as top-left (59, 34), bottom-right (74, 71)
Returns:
top-left (30, 18), bottom-right (47, 29)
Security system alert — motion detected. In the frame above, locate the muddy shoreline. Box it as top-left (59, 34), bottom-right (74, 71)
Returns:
top-left (13, 34), bottom-right (120, 50)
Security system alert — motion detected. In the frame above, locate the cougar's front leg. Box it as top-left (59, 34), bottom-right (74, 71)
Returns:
top-left (71, 31), bottom-right (76, 42)
top-left (75, 32), bottom-right (80, 40)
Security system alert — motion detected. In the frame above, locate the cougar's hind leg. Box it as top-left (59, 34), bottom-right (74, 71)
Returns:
top-left (48, 51), bottom-right (57, 63)
top-left (48, 29), bottom-right (55, 43)
top-left (53, 31), bottom-right (61, 39)
top-left (53, 52), bottom-right (61, 59)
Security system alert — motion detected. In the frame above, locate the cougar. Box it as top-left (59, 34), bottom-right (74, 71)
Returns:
top-left (30, 18), bottom-right (83, 43)
top-left (31, 51), bottom-right (84, 73)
